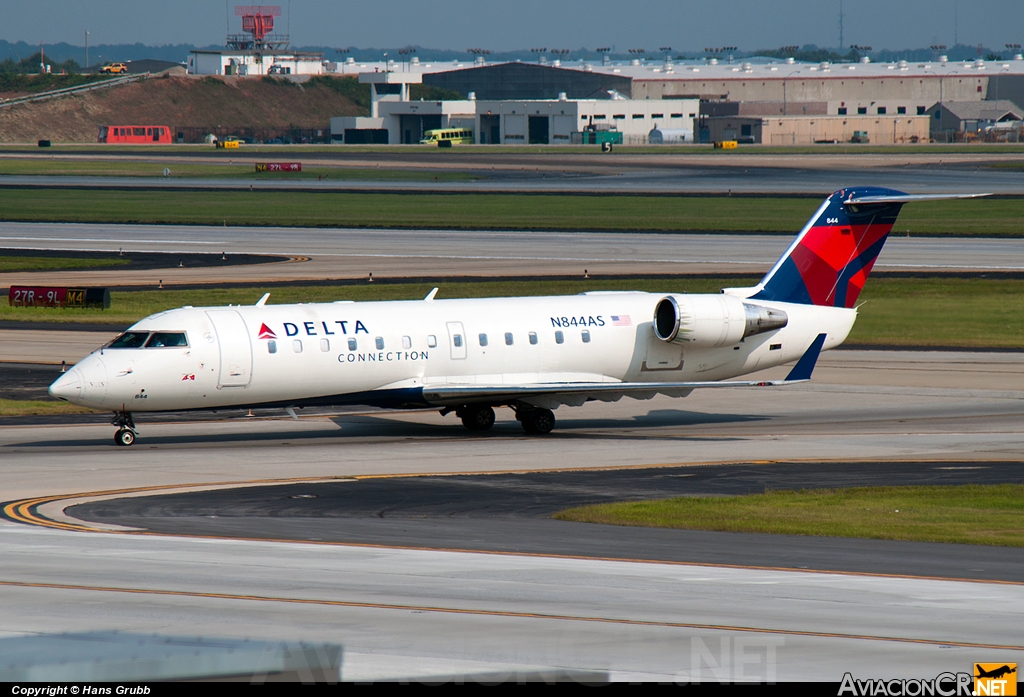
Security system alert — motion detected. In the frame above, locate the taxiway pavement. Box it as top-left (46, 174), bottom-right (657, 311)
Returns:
top-left (1, 222), bottom-right (1021, 290)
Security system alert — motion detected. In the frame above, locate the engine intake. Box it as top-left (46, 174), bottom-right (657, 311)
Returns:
top-left (654, 295), bottom-right (787, 348)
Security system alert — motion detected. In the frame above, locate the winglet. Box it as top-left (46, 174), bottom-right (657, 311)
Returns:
top-left (424, 287), bottom-right (439, 301)
top-left (256, 292), bottom-right (271, 306)
top-left (785, 333), bottom-right (827, 381)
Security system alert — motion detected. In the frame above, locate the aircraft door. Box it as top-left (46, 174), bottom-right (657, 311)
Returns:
top-left (446, 322), bottom-right (467, 360)
top-left (206, 310), bottom-right (253, 387)
top-left (642, 335), bottom-right (683, 372)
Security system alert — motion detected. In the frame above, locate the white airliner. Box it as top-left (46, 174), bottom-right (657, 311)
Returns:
top-left (49, 187), bottom-right (982, 446)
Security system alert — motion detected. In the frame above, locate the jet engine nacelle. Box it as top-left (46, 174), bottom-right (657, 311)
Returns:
top-left (653, 294), bottom-right (788, 348)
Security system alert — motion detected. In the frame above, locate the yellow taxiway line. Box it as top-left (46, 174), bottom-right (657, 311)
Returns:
top-left (2, 578), bottom-right (1022, 652)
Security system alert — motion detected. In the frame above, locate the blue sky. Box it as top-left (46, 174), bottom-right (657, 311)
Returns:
top-left (6, 1), bottom-right (1023, 52)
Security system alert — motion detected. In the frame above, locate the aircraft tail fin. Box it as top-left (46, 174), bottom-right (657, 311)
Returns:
top-left (729, 188), bottom-right (986, 308)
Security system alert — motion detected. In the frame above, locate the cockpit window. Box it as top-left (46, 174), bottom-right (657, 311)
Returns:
top-left (107, 332), bottom-right (150, 349)
top-left (145, 332), bottom-right (189, 348)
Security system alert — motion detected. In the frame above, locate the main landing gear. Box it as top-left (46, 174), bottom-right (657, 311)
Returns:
top-left (445, 404), bottom-right (556, 435)
top-left (517, 407), bottom-right (555, 435)
top-left (456, 404), bottom-right (496, 431)
top-left (112, 411), bottom-right (137, 446)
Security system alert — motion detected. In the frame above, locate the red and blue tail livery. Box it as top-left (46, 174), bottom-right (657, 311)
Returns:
top-left (747, 187), bottom-right (985, 308)
top-left (750, 187), bottom-right (906, 307)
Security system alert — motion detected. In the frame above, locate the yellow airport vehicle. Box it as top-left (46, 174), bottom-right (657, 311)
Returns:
top-left (714, 140), bottom-right (739, 149)
top-left (420, 128), bottom-right (474, 146)
top-left (100, 63), bottom-right (128, 74)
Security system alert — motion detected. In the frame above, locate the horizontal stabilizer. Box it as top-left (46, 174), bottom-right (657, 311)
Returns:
top-left (845, 192), bottom-right (990, 205)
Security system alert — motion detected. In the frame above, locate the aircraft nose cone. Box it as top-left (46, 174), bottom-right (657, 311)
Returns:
top-left (49, 369), bottom-right (82, 402)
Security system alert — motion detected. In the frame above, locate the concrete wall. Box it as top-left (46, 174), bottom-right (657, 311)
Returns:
top-left (706, 115), bottom-right (930, 145)
top-left (635, 73), bottom-right (988, 113)
top-left (189, 52), bottom-right (323, 76)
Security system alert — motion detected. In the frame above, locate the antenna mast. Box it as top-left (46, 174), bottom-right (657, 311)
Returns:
top-left (838, 0), bottom-right (844, 50)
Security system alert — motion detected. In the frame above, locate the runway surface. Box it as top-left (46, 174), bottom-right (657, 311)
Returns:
top-left (1, 221), bottom-right (1021, 290)
top-left (2, 153), bottom-right (1024, 194)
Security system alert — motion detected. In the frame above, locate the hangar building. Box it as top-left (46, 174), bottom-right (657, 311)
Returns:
top-left (330, 70), bottom-right (696, 144)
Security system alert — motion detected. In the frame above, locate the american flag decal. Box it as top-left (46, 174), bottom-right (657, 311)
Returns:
top-left (611, 315), bottom-right (631, 326)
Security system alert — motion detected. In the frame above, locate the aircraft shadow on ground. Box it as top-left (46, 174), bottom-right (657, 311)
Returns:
top-left (11, 409), bottom-right (767, 448)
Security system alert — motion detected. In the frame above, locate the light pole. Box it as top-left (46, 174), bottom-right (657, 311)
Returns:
top-left (398, 47), bottom-right (415, 72)
top-left (783, 69), bottom-right (801, 115)
top-left (85, 30), bottom-right (89, 71)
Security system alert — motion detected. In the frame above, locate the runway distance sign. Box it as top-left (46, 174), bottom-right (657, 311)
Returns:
top-left (255, 162), bottom-right (302, 172)
top-left (8, 286), bottom-right (111, 309)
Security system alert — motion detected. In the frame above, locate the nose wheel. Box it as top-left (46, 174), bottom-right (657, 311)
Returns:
top-left (112, 411), bottom-right (137, 446)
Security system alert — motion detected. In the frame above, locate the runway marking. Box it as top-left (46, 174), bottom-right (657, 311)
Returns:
top-left (4, 464), bottom-right (1024, 588)
top-left (0, 579), bottom-right (1020, 651)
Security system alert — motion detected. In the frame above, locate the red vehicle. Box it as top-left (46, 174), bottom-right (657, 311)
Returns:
top-left (98, 125), bottom-right (173, 144)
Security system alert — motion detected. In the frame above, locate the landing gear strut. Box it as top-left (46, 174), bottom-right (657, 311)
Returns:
top-left (517, 407), bottom-right (555, 435)
top-left (457, 405), bottom-right (496, 431)
top-left (112, 411), bottom-right (136, 446)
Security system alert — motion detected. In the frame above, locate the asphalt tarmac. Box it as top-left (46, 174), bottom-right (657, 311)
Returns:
top-left (2, 221), bottom-right (1022, 292)
top-left (66, 461), bottom-right (1024, 582)
top-left (2, 151), bottom-right (1023, 194)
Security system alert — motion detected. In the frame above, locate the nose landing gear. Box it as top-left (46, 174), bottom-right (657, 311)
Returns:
top-left (112, 411), bottom-right (137, 446)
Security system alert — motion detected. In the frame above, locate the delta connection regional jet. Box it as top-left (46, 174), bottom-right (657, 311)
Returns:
top-left (50, 187), bottom-right (983, 446)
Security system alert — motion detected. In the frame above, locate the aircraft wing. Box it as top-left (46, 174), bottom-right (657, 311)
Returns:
top-left (423, 334), bottom-right (826, 408)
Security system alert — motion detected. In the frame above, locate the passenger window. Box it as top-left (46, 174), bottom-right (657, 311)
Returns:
top-left (505, 332), bottom-right (514, 345)
top-left (555, 331), bottom-right (564, 344)
top-left (453, 334), bottom-right (463, 347)
top-left (107, 332), bottom-right (150, 349)
top-left (145, 332), bottom-right (188, 348)
top-left (348, 338), bottom-right (357, 351)
top-left (427, 335), bottom-right (437, 348)
top-left (375, 337), bottom-right (385, 350)
top-left (293, 340), bottom-right (303, 353)
top-left (529, 332), bottom-right (538, 345)
top-left (402, 336), bottom-right (412, 349)
top-left (581, 330), bottom-right (591, 343)
top-left (320, 338), bottom-right (330, 352)
top-left (479, 333), bottom-right (488, 347)
top-left (267, 340), bottom-right (277, 354)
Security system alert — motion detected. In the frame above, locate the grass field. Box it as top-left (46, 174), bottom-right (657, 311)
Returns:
top-left (553, 484), bottom-right (1024, 547)
top-left (0, 398), bottom-right (93, 416)
top-left (0, 159), bottom-right (474, 181)
top-left (1, 276), bottom-right (1021, 349)
top-left (0, 256), bottom-right (130, 272)
top-left (0, 189), bottom-right (1021, 235)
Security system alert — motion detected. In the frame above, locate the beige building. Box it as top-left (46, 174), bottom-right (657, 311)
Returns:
top-left (705, 114), bottom-right (930, 145)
